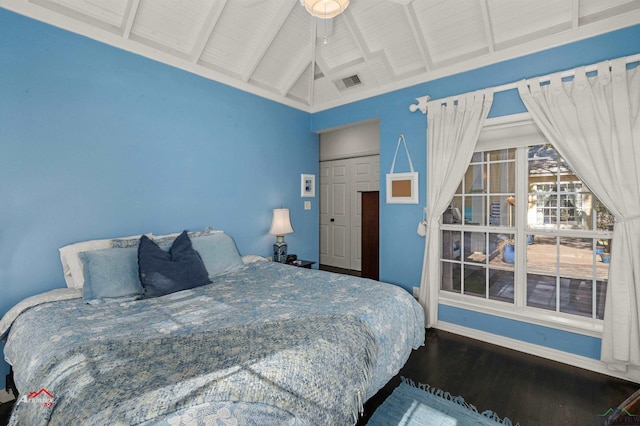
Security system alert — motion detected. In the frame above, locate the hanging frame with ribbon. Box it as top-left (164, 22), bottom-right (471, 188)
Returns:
top-left (386, 134), bottom-right (419, 204)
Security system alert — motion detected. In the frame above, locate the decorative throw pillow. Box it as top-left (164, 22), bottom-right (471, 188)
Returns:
top-left (59, 233), bottom-right (148, 288)
top-left (190, 233), bottom-right (244, 278)
top-left (59, 238), bottom-right (113, 289)
top-left (138, 231), bottom-right (212, 298)
top-left (79, 247), bottom-right (144, 304)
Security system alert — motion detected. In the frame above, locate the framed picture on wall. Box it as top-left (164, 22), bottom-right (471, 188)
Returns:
top-left (386, 134), bottom-right (419, 204)
top-left (386, 171), bottom-right (419, 204)
top-left (301, 174), bottom-right (315, 197)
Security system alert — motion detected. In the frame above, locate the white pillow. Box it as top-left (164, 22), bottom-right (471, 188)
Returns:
top-left (152, 228), bottom-right (222, 246)
top-left (242, 255), bottom-right (268, 264)
top-left (59, 234), bottom-right (146, 289)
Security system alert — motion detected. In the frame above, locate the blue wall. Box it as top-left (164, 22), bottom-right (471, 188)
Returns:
top-left (0, 9), bottom-right (318, 388)
top-left (312, 24), bottom-right (640, 363)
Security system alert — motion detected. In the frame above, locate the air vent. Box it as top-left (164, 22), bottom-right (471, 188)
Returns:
top-left (334, 74), bottom-right (363, 91)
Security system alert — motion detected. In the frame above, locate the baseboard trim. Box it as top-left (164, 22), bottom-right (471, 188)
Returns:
top-left (0, 389), bottom-right (15, 403)
top-left (436, 321), bottom-right (640, 384)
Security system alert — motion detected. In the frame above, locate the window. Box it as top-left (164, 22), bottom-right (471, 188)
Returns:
top-left (440, 143), bottom-right (614, 327)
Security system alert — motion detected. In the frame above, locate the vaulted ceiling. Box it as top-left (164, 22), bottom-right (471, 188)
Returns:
top-left (3, 0), bottom-right (640, 112)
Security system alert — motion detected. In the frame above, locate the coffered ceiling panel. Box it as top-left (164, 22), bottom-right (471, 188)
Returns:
top-left (415, 0), bottom-right (487, 65)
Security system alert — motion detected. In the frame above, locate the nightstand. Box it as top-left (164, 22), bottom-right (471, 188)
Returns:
top-left (287, 260), bottom-right (315, 269)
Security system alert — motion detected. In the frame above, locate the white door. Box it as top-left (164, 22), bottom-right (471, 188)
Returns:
top-left (319, 160), bottom-right (350, 269)
top-left (350, 156), bottom-right (380, 270)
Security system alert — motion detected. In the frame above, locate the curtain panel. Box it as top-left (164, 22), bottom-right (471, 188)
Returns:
top-left (418, 90), bottom-right (494, 327)
top-left (517, 59), bottom-right (640, 371)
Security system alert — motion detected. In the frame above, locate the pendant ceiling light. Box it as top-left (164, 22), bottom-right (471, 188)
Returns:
top-left (300, 0), bottom-right (350, 19)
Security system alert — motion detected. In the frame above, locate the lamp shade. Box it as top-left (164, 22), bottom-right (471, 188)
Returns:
top-left (300, 0), bottom-right (350, 19)
top-left (269, 208), bottom-right (294, 236)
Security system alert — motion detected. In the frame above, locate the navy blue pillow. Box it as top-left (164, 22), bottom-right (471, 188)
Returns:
top-left (138, 231), bottom-right (212, 298)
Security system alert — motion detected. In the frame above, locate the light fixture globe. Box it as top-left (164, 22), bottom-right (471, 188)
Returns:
top-left (300, 0), bottom-right (350, 19)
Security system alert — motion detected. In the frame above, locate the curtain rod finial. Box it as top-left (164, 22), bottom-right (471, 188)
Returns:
top-left (409, 95), bottom-right (430, 114)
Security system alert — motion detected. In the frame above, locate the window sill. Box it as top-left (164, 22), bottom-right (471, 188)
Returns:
top-left (439, 292), bottom-right (604, 338)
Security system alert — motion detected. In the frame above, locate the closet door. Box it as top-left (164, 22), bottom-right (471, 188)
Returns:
top-left (360, 191), bottom-right (379, 280)
top-left (319, 160), bottom-right (350, 269)
top-left (350, 156), bottom-right (380, 271)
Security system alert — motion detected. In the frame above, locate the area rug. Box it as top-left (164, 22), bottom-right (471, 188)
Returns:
top-left (367, 377), bottom-right (519, 426)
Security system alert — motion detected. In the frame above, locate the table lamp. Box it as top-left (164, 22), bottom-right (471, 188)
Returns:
top-left (269, 208), bottom-right (294, 262)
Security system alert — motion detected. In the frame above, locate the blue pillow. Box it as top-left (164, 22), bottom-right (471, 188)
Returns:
top-left (79, 248), bottom-right (144, 304)
top-left (191, 233), bottom-right (244, 278)
top-left (138, 231), bottom-right (212, 298)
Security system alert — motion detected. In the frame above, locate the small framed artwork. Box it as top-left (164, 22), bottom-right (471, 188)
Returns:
top-left (301, 174), bottom-right (316, 197)
top-left (386, 171), bottom-right (419, 204)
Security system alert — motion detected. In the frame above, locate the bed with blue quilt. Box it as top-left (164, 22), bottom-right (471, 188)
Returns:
top-left (0, 230), bottom-right (425, 425)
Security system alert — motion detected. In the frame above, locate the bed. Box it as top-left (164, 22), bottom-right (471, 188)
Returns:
top-left (1, 230), bottom-right (425, 425)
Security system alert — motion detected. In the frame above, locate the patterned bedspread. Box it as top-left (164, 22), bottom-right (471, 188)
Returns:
top-left (4, 261), bottom-right (425, 425)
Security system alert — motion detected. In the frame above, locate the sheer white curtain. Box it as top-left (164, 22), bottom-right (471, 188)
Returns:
top-left (418, 90), bottom-right (494, 326)
top-left (517, 58), bottom-right (640, 371)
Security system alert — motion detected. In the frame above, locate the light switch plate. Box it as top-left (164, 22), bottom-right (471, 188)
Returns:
top-left (304, 201), bottom-right (311, 210)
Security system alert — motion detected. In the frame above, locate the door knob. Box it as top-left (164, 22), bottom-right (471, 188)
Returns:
top-left (330, 218), bottom-right (335, 222)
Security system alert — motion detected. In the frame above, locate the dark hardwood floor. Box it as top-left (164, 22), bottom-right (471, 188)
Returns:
top-left (1, 329), bottom-right (637, 425)
top-left (319, 264), bottom-right (361, 277)
top-left (0, 397), bottom-right (13, 426)
top-left (357, 328), bottom-right (639, 425)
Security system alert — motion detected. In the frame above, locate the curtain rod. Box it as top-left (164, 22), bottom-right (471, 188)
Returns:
top-left (409, 53), bottom-right (640, 114)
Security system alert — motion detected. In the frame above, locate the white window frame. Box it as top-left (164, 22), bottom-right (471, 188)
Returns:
top-left (438, 113), bottom-right (612, 338)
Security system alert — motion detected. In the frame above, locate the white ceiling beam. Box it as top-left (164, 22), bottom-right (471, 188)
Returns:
top-left (479, 0), bottom-right (496, 54)
top-left (580, 1), bottom-right (640, 26)
top-left (121, 0), bottom-right (140, 39)
top-left (240, 1), bottom-right (296, 83)
top-left (341, 10), bottom-right (387, 86)
top-left (308, 18), bottom-right (318, 106)
top-left (27, 0), bottom-right (120, 34)
top-left (571, 0), bottom-right (580, 29)
top-left (280, 21), bottom-right (315, 98)
top-left (189, 0), bottom-right (227, 63)
top-left (495, 22), bottom-right (573, 52)
top-left (402, 1), bottom-right (433, 71)
top-left (341, 11), bottom-right (373, 61)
